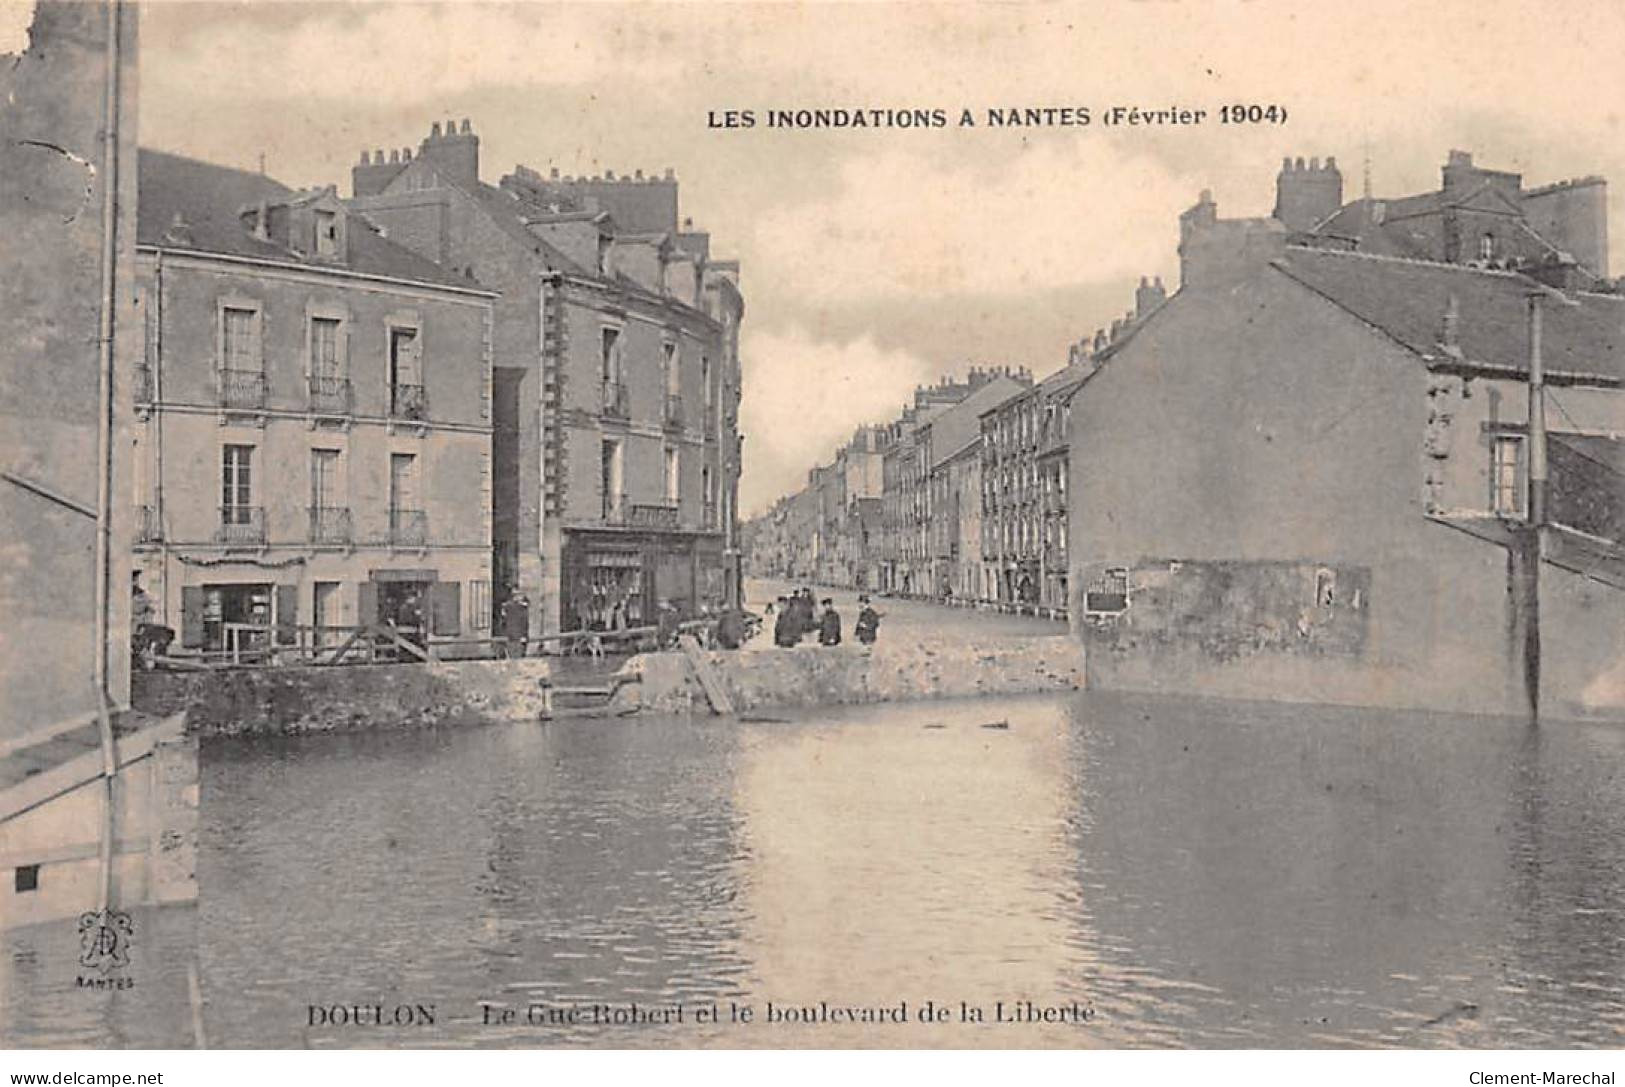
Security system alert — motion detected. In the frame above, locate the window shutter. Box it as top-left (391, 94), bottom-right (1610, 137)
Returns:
top-left (358, 581), bottom-right (378, 629)
top-left (251, 307), bottom-right (265, 370)
top-left (181, 587), bottom-right (206, 648)
top-left (275, 584), bottom-right (299, 645)
top-left (429, 584), bottom-right (461, 636)
top-left (401, 329), bottom-right (423, 386)
top-left (430, 582), bottom-right (461, 636)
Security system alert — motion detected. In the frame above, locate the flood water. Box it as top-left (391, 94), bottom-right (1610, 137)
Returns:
top-left (5, 690), bottom-right (1625, 1048)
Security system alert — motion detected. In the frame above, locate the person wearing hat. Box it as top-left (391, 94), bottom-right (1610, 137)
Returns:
top-left (854, 594), bottom-right (881, 646)
top-left (817, 597), bottom-right (842, 647)
top-left (773, 595), bottom-right (798, 648)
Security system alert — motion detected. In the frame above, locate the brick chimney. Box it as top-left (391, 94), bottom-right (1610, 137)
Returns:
top-left (417, 117), bottom-right (481, 189)
top-left (1273, 155), bottom-right (1343, 232)
top-left (1134, 275), bottom-right (1167, 318)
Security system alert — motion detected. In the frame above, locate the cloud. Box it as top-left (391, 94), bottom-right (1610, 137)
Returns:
top-left (144, 3), bottom-right (684, 108)
top-left (738, 326), bottom-right (936, 515)
top-left (751, 139), bottom-right (1189, 305)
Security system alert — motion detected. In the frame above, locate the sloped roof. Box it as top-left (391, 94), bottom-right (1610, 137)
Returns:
top-left (927, 376), bottom-right (1029, 469)
top-left (1274, 246), bottom-right (1625, 381)
top-left (138, 149), bottom-right (480, 291)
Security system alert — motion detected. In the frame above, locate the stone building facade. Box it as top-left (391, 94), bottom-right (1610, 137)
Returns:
top-left (349, 121), bottom-right (743, 635)
top-left (979, 279), bottom-right (1164, 610)
top-left (1, 0), bottom-right (141, 723)
top-left (1069, 149), bottom-right (1625, 721)
top-left (130, 151), bottom-right (496, 656)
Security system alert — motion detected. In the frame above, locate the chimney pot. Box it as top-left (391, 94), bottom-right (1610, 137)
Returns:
top-left (461, 118), bottom-right (472, 133)
top-left (430, 122), bottom-right (442, 139)
top-left (359, 150), bottom-right (370, 165)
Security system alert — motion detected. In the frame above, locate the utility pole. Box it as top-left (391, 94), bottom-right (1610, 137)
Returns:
top-left (1522, 293), bottom-right (1546, 724)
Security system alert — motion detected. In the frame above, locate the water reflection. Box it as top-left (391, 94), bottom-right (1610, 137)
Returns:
top-left (3, 690), bottom-right (1624, 1048)
top-left (730, 697), bottom-right (1097, 1047)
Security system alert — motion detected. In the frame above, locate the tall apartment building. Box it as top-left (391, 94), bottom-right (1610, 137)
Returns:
top-left (879, 368), bottom-right (1030, 595)
top-left (979, 278), bottom-right (1165, 610)
top-left (131, 151), bottom-right (496, 655)
top-left (350, 121), bottom-right (743, 634)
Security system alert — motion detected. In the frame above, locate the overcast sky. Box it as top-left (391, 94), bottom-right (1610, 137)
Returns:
top-left (130, 0), bottom-right (1625, 515)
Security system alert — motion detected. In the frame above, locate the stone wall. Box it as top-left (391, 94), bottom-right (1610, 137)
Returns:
top-left (615, 637), bottom-right (1086, 715)
top-left (133, 659), bottom-right (554, 736)
top-left (132, 638), bottom-right (1085, 734)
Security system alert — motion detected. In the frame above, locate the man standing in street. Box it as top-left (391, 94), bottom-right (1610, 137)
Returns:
top-left (818, 598), bottom-right (842, 647)
top-left (854, 595), bottom-right (881, 646)
top-left (500, 591), bottom-right (530, 658)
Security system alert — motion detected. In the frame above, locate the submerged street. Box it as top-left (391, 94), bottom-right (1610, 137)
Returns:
top-left (5, 661), bottom-right (1625, 1047)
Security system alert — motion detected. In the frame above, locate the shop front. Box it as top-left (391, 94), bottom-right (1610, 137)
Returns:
top-left (562, 530), bottom-right (726, 632)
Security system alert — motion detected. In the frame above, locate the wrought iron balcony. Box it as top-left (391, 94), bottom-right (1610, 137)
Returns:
top-left (219, 368), bottom-right (266, 410)
top-left (389, 508), bottom-right (428, 547)
top-left (216, 505), bottom-right (265, 546)
top-left (602, 381), bottom-right (629, 420)
top-left (308, 505), bottom-right (353, 545)
top-left (664, 393), bottom-right (684, 430)
top-left (390, 383), bottom-right (428, 421)
top-left (135, 503), bottom-right (162, 544)
top-left (630, 502), bottom-right (679, 530)
top-left (308, 375), bottom-right (353, 416)
top-left (603, 490), bottom-right (630, 524)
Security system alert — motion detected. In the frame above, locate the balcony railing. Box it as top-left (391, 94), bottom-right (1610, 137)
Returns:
top-left (390, 383), bottom-right (428, 421)
top-left (602, 381), bottom-right (629, 420)
top-left (630, 502), bottom-right (680, 530)
top-left (216, 505), bottom-right (265, 546)
top-left (308, 375), bottom-right (353, 416)
top-left (664, 393), bottom-right (684, 429)
top-left (308, 505), bottom-right (353, 545)
top-left (133, 364), bottom-right (153, 405)
top-left (135, 503), bottom-right (162, 544)
top-left (389, 508), bottom-right (428, 547)
top-left (603, 490), bottom-right (629, 524)
top-left (219, 368), bottom-right (266, 410)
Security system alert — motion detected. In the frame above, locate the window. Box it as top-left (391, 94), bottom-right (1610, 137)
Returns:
top-left (222, 306), bottom-right (258, 371)
top-left (601, 327), bottom-right (622, 384)
top-left (311, 317), bottom-right (341, 380)
top-left (389, 453), bottom-right (418, 513)
top-left (15, 864), bottom-right (39, 893)
top-left (389, 327), bottom-right (425, 418)
top-left (601, 439), bottom-right (624, 518)
top-left (315, 209), bottom-right (339, 257)
top-left (1492, 435), bottom-right (1525, 516)
top-left (310, 449), bottom-right (340, 508)
top-left (701, 355), bottom-right (712, 406)
top-left (1479, 233), bottom-right (1496, 261)
top-left (664, 341), bottom-right (680, 396)
top-left (665, 446), bottom-right (680, 503)
top-left (222, 444), bottom-right (253, 515)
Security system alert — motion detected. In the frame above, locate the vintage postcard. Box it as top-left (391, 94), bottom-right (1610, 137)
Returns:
top-left (2, 0), bottom-right (1624, 1065)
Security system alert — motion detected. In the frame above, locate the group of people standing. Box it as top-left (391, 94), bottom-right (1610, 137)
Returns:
top-left (771, 588), bottom-right (881, 649)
